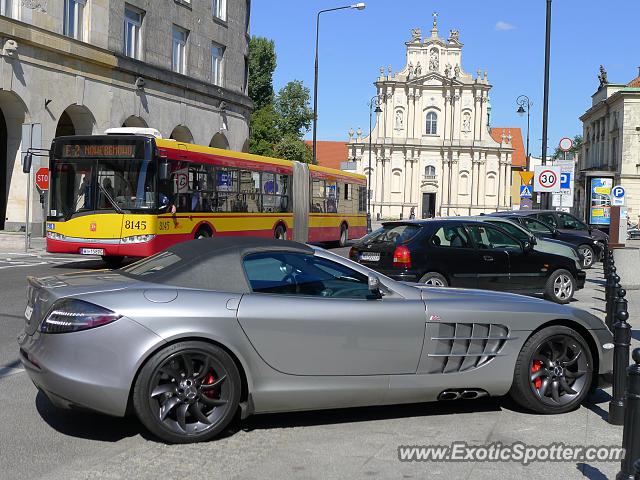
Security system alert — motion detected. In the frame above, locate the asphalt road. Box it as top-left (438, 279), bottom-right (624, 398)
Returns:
top-left (0, 250), bottom-right (635, 480)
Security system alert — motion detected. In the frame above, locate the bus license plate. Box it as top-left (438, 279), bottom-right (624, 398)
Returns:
top-left (79, 248), bottom-right (104, 256)
top-left (360, 252), bottom-right (380, 262)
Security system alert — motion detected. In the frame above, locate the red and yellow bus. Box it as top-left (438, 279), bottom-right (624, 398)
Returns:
top-left (46, 130), bottom-right (367, 266)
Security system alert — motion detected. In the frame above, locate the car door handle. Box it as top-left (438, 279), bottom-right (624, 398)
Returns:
top-left (483, 255), bottom-right (494, 262)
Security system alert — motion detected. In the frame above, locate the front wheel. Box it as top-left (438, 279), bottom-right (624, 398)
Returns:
top-left (509, 326), bottom-right (593, 414)
top-left (102, 255), bottom-right (124, 269)
top-left (544, 269), bottom-right (575, 304)
top-left (274, 225), bottom-right (286, 240)
top-left (578, 245), bottom-right (595, 269)
top-left (418, 272), bottom-right (448, 287)
top-left (195, 228), bottom-right (212, 240)
top-left (133, 341), bottom-right (241, 444)
top-left (338, 225), bottom-right (348, 247)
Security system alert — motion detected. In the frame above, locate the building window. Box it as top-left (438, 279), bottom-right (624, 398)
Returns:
top-left (243, 55), bottom-right (249, 93)
top-left (392, 171), bottom-right (402, 192)
top-left (172, 25), bottom-right (188, 74)
top-left (1, 0), bottom-right (12, 17)
top-left (426, 111), bottom-right (438, 135)
top-left (124, 5), bottom-right (143, 59)
top-left (64, 0), bottom-right (86, 41)
top-left (213, 0), bottom-right (226, 21)
top-left (211, 42), bottom-right (225, 86)
top-left (424, 165), bottom-right (436, 177)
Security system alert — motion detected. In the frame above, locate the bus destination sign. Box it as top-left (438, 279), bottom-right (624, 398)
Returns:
top-left (62, 144), bottom-right (137, 158)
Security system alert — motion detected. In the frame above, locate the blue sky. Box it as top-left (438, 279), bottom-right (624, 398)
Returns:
top-left (251, 0), bottom-right (640, 156)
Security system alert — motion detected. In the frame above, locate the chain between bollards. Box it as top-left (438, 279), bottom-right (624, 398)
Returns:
top-left (609, 290), bottom-right (630, 425)
top-left (616, 349), bottom-right (640, 480)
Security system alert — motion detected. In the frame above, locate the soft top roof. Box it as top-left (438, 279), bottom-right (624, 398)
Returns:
top-left (122, 237), bottom-right (314, 293)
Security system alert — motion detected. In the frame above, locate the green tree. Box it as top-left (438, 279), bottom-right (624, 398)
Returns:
top-left (274, 80), bottom-right (314, 138)
top-left (248, 105), bottom-right (280, 157)
top-left (553, 135), bottom-right (583, 160)
top-left (248, 36), bottom-right (277, 110)
top-left (273, 134), bottom-right (314, 164)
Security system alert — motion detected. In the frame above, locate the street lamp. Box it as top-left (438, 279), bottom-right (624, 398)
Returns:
top-left (367, 94), bottom-right (383, 231)
top-left (516, 95), bottom-right (532, 170)
top-left (312, 3), bottom-right (366, 165)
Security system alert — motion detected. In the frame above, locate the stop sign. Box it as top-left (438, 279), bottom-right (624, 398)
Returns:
top-left (35, 167), bottom-right (49, 190)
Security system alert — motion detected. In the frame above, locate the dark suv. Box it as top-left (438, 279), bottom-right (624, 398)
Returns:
top-left (489, 210), bottom-right (607, 268)
top-left (349, 219), bottom-right (585, 304)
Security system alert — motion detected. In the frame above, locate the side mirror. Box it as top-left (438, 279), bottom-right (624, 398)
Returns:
top-left (159, 160), bottom-right (170, 181)
top-left (530, 236), bottom-right (537, 245)
top-left (368, 275), bottom-right (383, 299)
top-left (551, 228), bottom-right (558, 237)
top-left (22, 152), bottom-right (32, 174)
top-left (523, 241), bottom-right (534, 253)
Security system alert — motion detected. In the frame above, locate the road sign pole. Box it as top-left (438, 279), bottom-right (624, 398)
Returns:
top-left (25, 168), bottom-right (31, 253)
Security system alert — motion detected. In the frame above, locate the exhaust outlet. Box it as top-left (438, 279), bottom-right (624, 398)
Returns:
top-left (438, 390), bottom-right (461, 401)
top-left (438, 389), bottom-right (489, 401)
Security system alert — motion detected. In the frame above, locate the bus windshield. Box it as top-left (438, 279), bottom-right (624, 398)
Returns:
top-left (50, 140), bottom-right (157, 220)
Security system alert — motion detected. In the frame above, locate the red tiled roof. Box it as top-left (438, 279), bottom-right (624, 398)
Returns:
top-left (490, 127), bottom-right (526, 168)
top-left (304, 140), bottom-right (348, 169)
top-left (628, 76), bottom-right (640, 88)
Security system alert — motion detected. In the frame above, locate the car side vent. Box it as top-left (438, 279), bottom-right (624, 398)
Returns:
top-left (425, 323), bottom-right (513, 374)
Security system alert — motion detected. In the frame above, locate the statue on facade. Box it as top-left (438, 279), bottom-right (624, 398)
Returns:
top-left (407, 62), bottom-right (413, 79)
top-left (598, 65), bottom-right (608, 87)
top-left (395, 110), bottom-right (403, 129)
top-left (449, 29), bottom-right (460, 43)
top-left (454, 64), bottom-right (460, 78)
top-left (444, 63), bottom-right (451, 77)
top-left (415, 62), bottom-right (422, 76)
top-left (428, 48), bottom-right (439, 71)
top-left (462, 112), bottom-right (471, 133)
top-left (410, 27), bottom-right (421, 42)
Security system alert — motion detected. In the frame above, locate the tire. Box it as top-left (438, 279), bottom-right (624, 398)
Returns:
top-left (274, 225), bottom-right (286, 240)
top-left (543, 269), bottom-right (576, 304)
top-left (578, 245), bottom-right (594, 269)
top-left (509, 325), bottom-right (593, 414)
top-left (418, 272), bottom-right (448, 287)
top-left (194, 228), bottom-right (212, 240)
top-left (338, 224), bottom-right (348, 247)
top-left (101, 255), bottom-right (124, 269)
top-left (133, 341), bottom-right (241, 444)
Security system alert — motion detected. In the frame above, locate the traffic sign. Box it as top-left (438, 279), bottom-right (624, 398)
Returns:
top-left (611, 185), bottom-right (625, 206)
top-left (519, 171), bottom-right (534, 185)
top-left (559, 137), bottom-right (573, 152)
top-left (35, 167), bottom-right (49, 190)
top-left (560, 173), bottom-right (571, 189)
top-left (534, 166), bottom-right (562, 193)
top-left (519, 185), bottom-right (532, 198)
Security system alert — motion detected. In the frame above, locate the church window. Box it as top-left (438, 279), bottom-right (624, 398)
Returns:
top-left (426, 112), bottom-right (438, 135)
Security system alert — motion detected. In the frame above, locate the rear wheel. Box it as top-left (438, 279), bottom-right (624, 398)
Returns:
top-left (274, 225), bottom-right (286, 240)
top-left (418, 272), bottom-right (448, 287)
top-left (578, 245), bottom-right (594, 268)
top-left (194, 228), bottom-right (212, 240)
top-left (338, 224), bottom-right (348, 247)
top-left (133, 341), bottom-right (241, 444)
top-left (544, 269), bottom-right (575, 304)
top-left (101, 256), bottom-right (124, 269)
top-left (509, 326), bottom-right (593, 414)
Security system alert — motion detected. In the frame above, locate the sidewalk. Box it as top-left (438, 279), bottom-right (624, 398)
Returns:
top-left (0, 231), bottom-right (45, 255)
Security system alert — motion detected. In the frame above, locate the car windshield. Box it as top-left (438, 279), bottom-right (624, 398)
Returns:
top-left (485, 220), bottom-right (529, 241)
top-left (367, 224), bottom-right (422, 244)
top-left (520, 217), bottom-right (554, 234)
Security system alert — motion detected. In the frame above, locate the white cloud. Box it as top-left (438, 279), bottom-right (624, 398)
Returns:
top-left (495, 21), bottom-right (516, 31)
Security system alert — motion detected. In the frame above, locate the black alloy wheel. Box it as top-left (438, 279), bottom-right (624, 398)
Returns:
top-left (510, 326), bottom-right (593, 414)
top-left (578, 245), bottom-right (594, 268)
top-left (133, 342), bottom-right (240, 443)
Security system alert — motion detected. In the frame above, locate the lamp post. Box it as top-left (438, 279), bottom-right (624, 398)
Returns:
top-left (368, 94), bottom-right (383, 230)
top-left (516, 95), bottom-right (532, 171)
top-left (541, 0), bottom-right (552, 208)
top-left (312, 3), bottom-right (366, 165)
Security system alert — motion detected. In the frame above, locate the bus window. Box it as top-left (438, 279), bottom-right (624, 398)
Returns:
top-left (311, 179), bottom-right (325, 213)
top-left (358, 186), bottom-right (367, 212)
top-left (326, 181), bottom-right (337, 213)
top-left (239, 170), bottom-right (261, 213)
top-left (214, 167), bottom-right (238, 212)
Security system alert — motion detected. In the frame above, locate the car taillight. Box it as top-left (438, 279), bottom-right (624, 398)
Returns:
top-left (393, 245), bottom-right (412, 268)
top-left (349, 247), bottom-right (358, 260)
top-left (40, 299), bottom-right (121, 334)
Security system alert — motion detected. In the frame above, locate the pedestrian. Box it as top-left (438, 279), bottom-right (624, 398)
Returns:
top-left (409, 207), bottom-right (415, 219)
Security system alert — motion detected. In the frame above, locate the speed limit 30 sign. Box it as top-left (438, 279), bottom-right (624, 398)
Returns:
top-left (534, 166), bottom-right (562, 193)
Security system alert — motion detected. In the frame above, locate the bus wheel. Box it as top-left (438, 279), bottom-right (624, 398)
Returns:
top-left (338, 224), bottom-right (348, 247)
top-left (102, 256), bottom-right (124, 269)
top-left (274, 225), bottom-right (286, 240)
top-left (195, 228), bottom-right (212, 240)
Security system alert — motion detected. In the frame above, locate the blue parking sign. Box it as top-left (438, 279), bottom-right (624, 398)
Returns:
top-left (520, 185), bottom-right (532, 198)
top-left (560, 173), bottom-right (571, 189)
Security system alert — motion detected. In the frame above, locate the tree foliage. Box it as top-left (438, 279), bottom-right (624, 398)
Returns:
top-left (274, 80), bottom-right (314, 138)
top-left (274, 134), bottom-right (313, 163)
top-left (248, 37), bottom-right (277, 110)
top-left (553, 135), bottom-right (583, 160)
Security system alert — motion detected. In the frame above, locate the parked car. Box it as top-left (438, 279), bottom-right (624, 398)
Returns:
top-left (19, 237), bottom-right (612, 443)
top-left (462, 216), bottom-right (583, 266)
top-left (489, 211), bottom-right (605, 268)
top-left (349, 219), bottom-right (586, 304)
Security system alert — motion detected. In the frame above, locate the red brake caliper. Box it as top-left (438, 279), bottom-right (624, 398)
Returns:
top-left (531, 360), bottom-right (543, 389)
top-left (203, 373), bottom-right (216, 398)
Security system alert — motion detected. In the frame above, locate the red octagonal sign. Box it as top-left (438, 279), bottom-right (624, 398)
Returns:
top-left (35, 167), bottom-right (49, 190)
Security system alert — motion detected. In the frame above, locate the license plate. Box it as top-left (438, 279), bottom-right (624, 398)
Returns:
top-left (360, 252), bottom-right (381, 262)
top-left (79, 248), bottom-right (104, 255)
top-left (24, 305), bottom-right (33, 321)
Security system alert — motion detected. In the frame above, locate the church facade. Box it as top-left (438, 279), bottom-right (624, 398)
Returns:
top-left (347, 16), bottom-right (514, 219)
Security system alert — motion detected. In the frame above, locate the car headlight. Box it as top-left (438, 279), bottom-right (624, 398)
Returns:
top-left (40, 298), bottom-right (121, 334)
top-left (121, 234), bottom-right (156, 244)
top-left (47, 231), bottom-right (66, 241)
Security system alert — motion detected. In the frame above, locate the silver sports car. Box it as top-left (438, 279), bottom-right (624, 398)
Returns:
top-left (18, 238), bottom-right (613, 443)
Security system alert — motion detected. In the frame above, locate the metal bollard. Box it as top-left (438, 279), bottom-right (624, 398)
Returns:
top-left (609, 293), bottom-right (631, 425)
top-left (616, 349), bottom-right (640, 480)
top-left (608, 273), bottom-right (621, 330)
top-left (635, 459), bottom-right (640, 480)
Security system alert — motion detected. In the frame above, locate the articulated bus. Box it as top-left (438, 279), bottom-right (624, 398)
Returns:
top-left (46, 129), bottom-right (367, 266)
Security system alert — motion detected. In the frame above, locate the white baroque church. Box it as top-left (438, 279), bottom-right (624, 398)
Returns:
top-left (347, 15), bottom-right (514, 219)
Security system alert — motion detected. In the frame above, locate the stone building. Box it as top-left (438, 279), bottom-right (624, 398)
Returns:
top-left (347, 15), bottom-right (513, 219)
top-left (575, 67), bottom-right (640, 226)
top-left (0, 0), bottom-right (252, 231)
